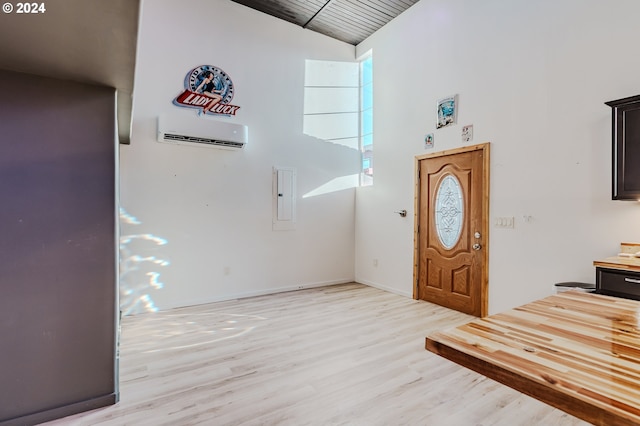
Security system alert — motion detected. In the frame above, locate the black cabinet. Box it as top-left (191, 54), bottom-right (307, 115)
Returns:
top-left (605, 95), bottom-right (640, 200)
top-left (596, 267), bottom-right (640, 301)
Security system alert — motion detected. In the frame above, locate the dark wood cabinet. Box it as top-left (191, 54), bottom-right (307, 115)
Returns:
top-left (605, 95), bottom-right (640, 200)
top-left (596, 267), bottom-right (640, 301)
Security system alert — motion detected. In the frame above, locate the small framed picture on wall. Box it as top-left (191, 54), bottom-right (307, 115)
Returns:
top-left (424, 133), bottom-right (434, 149)
top-left (437, 95), bottom-right (457, 129)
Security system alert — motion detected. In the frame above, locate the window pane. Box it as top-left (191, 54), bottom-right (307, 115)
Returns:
top-left (361, 108), bottom-right (373, 135)
top-left (361, 144), bottom-right (373, 186)
top-left (360, 57), bottom-right (373, 86)
top-left (361, 133), bottom-right (373, 149)
top-left (306, 60), bottom-right (359, 87)
top-left (303, 112), bottom-right (359, 141)
top-left (435, 175), bottom-right (464, 249)
top-left (359, 54), bottom-right (373, 187)
top-left (304, 87), bottom-right (359, 114)
top-left (361, 83), bottom-right (373, 110)
top-left (303, 56), bottom-right (372, 187)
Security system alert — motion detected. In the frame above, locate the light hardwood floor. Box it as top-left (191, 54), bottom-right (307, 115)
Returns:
top-left (44, 283), bottom-right (590, 426)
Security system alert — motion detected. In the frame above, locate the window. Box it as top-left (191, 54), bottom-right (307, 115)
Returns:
top-left (303, 60), bottom-right (359, 149)
top-left (302, 55), bottom-right (373, 194)
top-left (360, 55), bottom-right (373, 186)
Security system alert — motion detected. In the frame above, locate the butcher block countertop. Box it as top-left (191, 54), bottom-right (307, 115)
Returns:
top-left (593, 256), bottom-right (640, 273)
top-left (426, 291), bottom-right (640, 426)
top-left (593, 242), bottom-right (640, 272)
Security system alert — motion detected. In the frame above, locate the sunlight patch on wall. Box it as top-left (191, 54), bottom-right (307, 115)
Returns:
top-left (120, 208), bottom-right (170, 315)
top-left (303, 173), bottom-right (359, 198)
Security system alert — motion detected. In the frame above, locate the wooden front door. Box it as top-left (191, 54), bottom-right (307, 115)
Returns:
top-left (414, 143), bottom-right (489, 317)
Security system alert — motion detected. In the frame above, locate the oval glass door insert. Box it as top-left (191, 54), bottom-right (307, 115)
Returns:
top-left (435, 174), bottom-right (464, 249)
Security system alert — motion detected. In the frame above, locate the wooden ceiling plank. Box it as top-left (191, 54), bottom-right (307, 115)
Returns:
top-left (343, 0), bottom-right (401, 18)
top-left (325, 1), bottom-right (390, 27)
top-left (314, 16), bottom-right (380, 37)
top-left (232, 0), bottom-right (418, 45)
top-left (303, 0), bottom-right (337, 28)
top-left (331, 1), bottom-right (390, 23)
top-left (232, 0), bottom-right (313, 25)
top-left (306, 22), bottom-right (365, 45)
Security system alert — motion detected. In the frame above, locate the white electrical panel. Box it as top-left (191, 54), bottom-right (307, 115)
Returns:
top-left (273, 167), bottom-right (296, 230)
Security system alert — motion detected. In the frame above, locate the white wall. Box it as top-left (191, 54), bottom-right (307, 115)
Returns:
top-left (121, 0), bottom-right (357, 312)
top-left (355, 0), bottom-right (640, 314)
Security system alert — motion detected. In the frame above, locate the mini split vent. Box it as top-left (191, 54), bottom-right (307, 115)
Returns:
top-left (157, 115), bottom-right (248, 150)
top-left (162, 133), bottom-right (245, 149)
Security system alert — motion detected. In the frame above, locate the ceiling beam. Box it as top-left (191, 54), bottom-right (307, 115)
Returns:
top-left (303, 0), bottom-right (337, 28)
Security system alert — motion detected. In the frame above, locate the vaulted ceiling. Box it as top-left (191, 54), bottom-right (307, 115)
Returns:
top-left (0, 0), bottom-right (415, 145)
top-left (231, 0), bottom-right (419, 45)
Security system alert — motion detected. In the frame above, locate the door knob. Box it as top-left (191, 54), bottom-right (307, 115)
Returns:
top-left (473, 243), bottom-right (482, 250)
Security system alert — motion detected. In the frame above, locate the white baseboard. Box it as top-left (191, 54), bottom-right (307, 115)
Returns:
top-left (125, 278), bottom-right (416, 316)
top-left (356, 278), bottom-right (413, 298)
top-left (151, 278), bottom-right (354, 313)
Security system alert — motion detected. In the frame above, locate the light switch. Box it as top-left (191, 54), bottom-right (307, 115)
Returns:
top-left (495, 216), bottom-right (514, 228)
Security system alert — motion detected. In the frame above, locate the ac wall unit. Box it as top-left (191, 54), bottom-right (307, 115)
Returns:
top-left (157, 115), bottom-right (248, 150)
